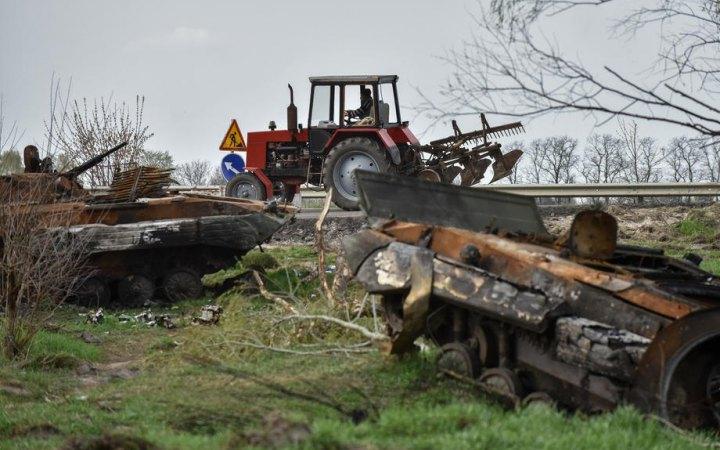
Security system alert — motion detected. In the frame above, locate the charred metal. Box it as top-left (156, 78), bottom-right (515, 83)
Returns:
top-left (345, 171), bottom-right (720, 430)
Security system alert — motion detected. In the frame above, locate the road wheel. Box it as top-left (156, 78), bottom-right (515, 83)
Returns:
top-left (117, 274), bottom-right (155, 307)
top-left (479, 368), bottom-right (525, 398)
top-left (162, 268), bottom-right (203, 302)
top-left (322, 137), bottom-right (394, 210)
top-left (75, 277), bottom-right (112, 308)
top-left (437, 342), bottom-right (481, 379)
top-left (225, 173), bottom-right (266, 200)
top-left (522, 392), bottom-right (557, 409)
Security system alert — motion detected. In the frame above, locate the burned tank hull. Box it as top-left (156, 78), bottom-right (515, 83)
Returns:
top-left (344, 171), bottom-right (720, 430)
top-left (59, 195), bottom-right (294, 306)
top-left (2, 143), bottom-right (294, 306)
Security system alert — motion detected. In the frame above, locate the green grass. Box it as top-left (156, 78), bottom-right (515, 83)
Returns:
top-left (25, 331), bottom-right (101, 369)
top-left (677, 217), bottom-right (716, 239)
top-left (1, 244), bottom-right (718, 449)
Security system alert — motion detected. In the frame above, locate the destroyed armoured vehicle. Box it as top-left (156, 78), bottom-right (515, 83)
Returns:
top-left (345, 171), bottom-right (720, 430)
top-left (1, 143), bottom-right (294, 306)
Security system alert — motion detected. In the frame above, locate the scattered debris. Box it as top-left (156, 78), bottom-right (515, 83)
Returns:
top-left (346, 171), bottom-right (720, 431)
top-left (133, 310), bottom-right (176, 329)
top-left (84, 308), bottom-right (104, 325)
top-left (118, 314), bottom-right (134, 323)
top-left (192, 305), bottom-right (223, 325)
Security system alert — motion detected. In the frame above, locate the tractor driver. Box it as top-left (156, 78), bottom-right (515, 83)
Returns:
top-left (344, 87), bottom-right (373, 121)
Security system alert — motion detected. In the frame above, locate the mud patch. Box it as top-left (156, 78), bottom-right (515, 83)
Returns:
top-left (230, 412), bottom-right (311, 449)
top-left (60, 433), bottom-right (158, 450)
top-left (11, 423), bottom-right (61, 439)
top-left (77, 360), bottom-right (139, 388)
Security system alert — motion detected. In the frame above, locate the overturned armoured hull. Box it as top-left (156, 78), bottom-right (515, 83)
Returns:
top-left (344, 171), bottom-right (720, 430)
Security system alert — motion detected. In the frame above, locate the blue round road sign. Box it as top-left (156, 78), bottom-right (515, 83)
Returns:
top-left (221, 153), bottom-right (246, 181)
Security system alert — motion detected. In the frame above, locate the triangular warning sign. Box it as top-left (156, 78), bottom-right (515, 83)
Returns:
top-left (219, 119), bottom-right (246, 150)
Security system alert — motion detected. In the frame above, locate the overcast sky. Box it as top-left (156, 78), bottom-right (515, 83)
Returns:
top-left (1, 0), bottom-right (674, 164)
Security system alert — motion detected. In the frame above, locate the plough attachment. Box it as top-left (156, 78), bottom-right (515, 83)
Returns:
top-left (345, 171), bottom-right (720, 431)
top-left (418, 114), bottom-right (524, 185)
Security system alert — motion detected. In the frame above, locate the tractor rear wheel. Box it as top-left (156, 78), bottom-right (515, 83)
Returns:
top-left (225, 173), bottom-right (266, 200)
top-left (322, 137), bottom-right (393, 210)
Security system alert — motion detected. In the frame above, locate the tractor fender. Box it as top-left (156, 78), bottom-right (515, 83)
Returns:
top-left (246, 168), bottom-right (273, 200)
top-left (324, 128), bottom-right (402, 166)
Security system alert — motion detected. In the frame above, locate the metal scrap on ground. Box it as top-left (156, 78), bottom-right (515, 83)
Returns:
top-left (344, 170), bottom-right (720, 431)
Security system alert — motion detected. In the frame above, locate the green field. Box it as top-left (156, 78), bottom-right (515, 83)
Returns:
top-left (2, 243), bottom-right (719, 450)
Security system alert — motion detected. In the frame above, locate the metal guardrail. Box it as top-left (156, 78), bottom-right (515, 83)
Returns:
top-left (90, 182), bottom-right (720, 199)
top-left (90, 185), bottom-right (224, 196)
top-left (299, 182), bottom-right (720, 198)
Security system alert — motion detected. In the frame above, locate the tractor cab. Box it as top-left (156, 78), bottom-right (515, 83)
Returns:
top-left (307, 75), bottom-right (402, 153)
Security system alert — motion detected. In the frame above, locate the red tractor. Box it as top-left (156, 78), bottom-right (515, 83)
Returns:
top-left (223, 75), bottom-right (524, 210)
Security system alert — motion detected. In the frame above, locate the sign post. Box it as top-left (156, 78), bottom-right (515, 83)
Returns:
top-left (219, 119), bottom-right (246, 151)
top-left (219, 119), bottom-right (247, 181)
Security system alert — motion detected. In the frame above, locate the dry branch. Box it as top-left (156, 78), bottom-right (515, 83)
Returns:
top-left (315, 188), bottom-right (335, 306)
top-left (252, 270), bottom-right (298, 314)
top-left (279, 314), bottom-right (388, 343)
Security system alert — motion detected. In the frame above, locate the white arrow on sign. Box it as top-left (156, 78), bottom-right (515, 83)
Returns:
top-left (224, 161), bottom-right (241, 174)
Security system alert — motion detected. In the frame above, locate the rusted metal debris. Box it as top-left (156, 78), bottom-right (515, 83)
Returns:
top-left (344, 171), bottom-right (720, 430)
top-left (93, 166), bottom-right (174, 203)
top-left (192, 305), bottom-right (223, 325)
top-left (84, 308), bottom-right (105, 325)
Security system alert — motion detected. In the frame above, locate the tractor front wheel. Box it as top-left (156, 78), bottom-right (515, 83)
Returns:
top-left (225, 173), bottom-right (266, 200)
top-left (322, 137), bottom-right (393, 210)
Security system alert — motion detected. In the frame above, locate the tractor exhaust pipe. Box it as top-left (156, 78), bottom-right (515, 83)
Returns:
top-left (287, 84), bottom-right (298, 133)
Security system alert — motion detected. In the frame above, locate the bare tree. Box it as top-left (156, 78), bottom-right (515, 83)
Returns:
top-left (0, 94), bottom-right (24, 154)
top-left (0, 94), bottom-right (24, 176)
top-left (44, 73), bottom-right (72, 158)
top-left (417, 0), bottom-right (720, 146)
top-left (0, 180), bottom-right (91, 359)
top-left (618, 120), bottom-right (665, 183)
top-left (47, 95), bottom-right (153, 186)
top-left (701, 142), bottom-right (720, 182)
top-left (0, 150), bottom-right (22, 175)
top-left (580, 134), bottom-right (624, 183)
top-left (666, 136), bottom-right (704, 182)
top-left (174, 159), bottom-right (213, 186)
top-left (520, 139), bottom-right (546, 183)
top-left (139, 150), bottom-right (174, 169)
top-left (208, 166), bottom-right (226, 186)
top-left (537, 136), bottom-right (578, 183)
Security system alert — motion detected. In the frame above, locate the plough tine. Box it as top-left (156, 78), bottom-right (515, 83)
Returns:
top-left (490, 149), bottom-right (523, 183)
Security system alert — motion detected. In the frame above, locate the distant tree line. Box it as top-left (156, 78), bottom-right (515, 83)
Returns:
top-left (502, 121), bottom-right (719, 186)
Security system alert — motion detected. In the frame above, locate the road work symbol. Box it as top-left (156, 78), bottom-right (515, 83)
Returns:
top-left (221, 152), bottom-right (246, 181)
top-left (219, 119), bottom-right (246, 150)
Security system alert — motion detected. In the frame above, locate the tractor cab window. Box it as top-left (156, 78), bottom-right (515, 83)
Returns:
top-left (378, 83), bottom-right (399, 125)
top-left (310, 85), bottom-right (338, 128)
